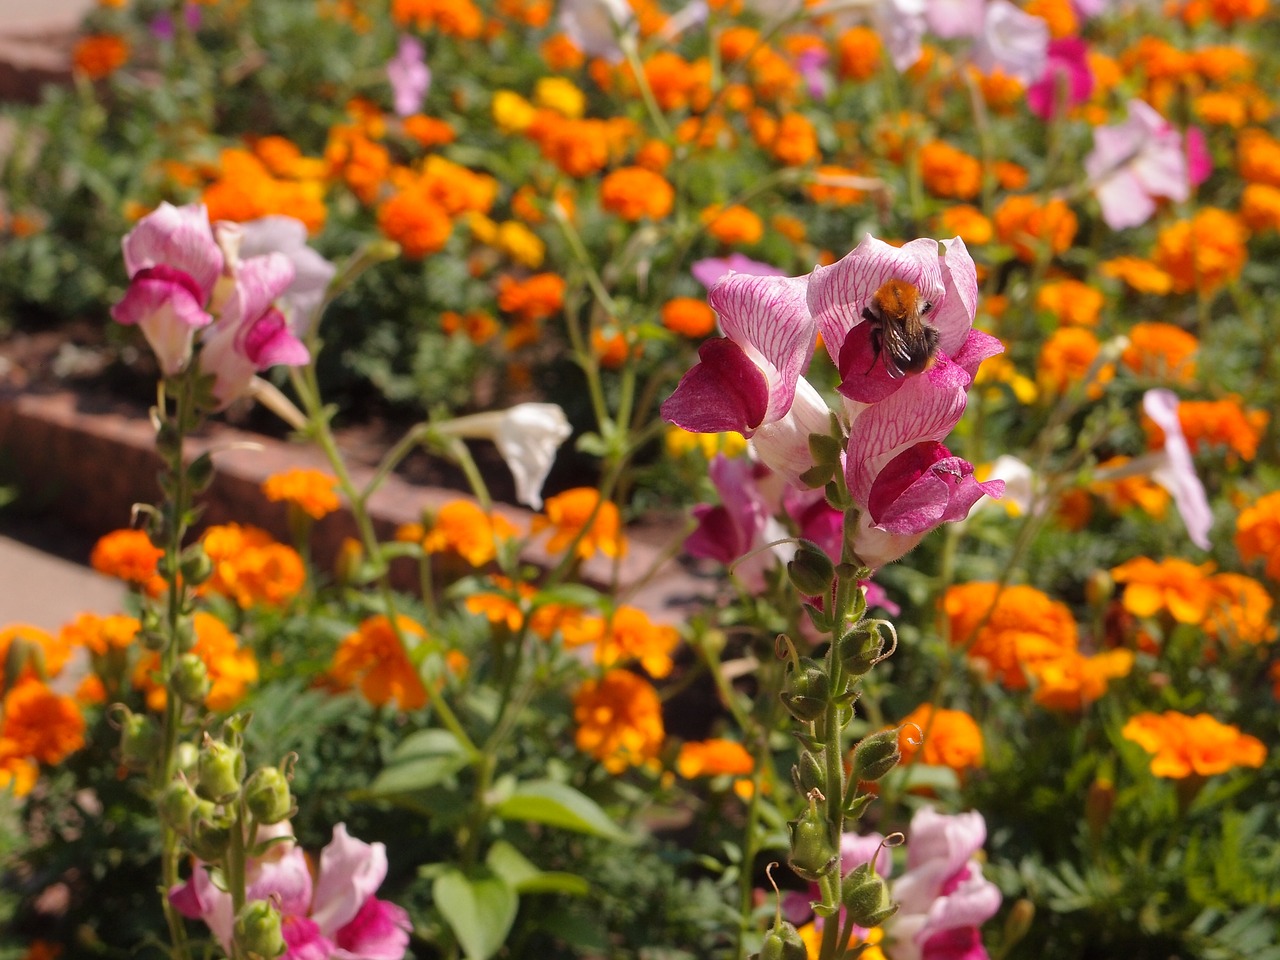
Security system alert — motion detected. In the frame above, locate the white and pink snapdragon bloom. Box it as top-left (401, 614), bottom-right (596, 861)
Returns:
top-left (170, 823), bottom-right (411, 960)
top-left (662, 234), bottom-right (1004, 570)
top-left (111, 202), bottom-right (323, 408)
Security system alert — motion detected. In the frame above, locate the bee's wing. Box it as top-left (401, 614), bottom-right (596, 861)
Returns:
top-left (878, 321), bottom-right (913, 378)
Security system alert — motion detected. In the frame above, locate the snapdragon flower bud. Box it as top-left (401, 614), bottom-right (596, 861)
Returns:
top-left (196, 739), bottom-right (245, 804)
top-left (244, 766), bottom-right (293, 825)
top-left (234, 900), bottom-right (286, 960)
top-left (788, 789), bottom-right (837, 882)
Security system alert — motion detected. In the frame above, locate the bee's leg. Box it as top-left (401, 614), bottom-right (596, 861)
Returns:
top-left (866, 325), bottom-right (883, 375)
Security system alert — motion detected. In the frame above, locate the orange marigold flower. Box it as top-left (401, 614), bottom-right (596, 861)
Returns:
top-left (1090, 455), bottom-right (1170, 520)
top-left (895, 703), bottom-right (984, 775)
top-left (702, 204), bottom-right (764, 246)
top-left (1110, 556), bottom-right (1216, 624)
top-left (993, 195), bottom-right (1077, 262)
top-left (91, 529), bottom-right (164, 587)
top-left (944, 583), bottom-right (1078, 689)
top-left (676, 738), bottom-right (754, 778)
top-left (1, 679), bottom-right (86, 765)
top-left (1121, 322), bottom-right (1198, 382)
top-left (1025, 0), bottom-right (1077, 36)
top-left (532, 488), bottom-right (626, 559)
top-left (1173, 398), bottom-right (1269, 463)
top-left (1153, 208), bottom-right (1248, 296)
top-left (1026, 649), bottom-right (1134, 711)
top-left (132, 612), bottom-right (259, 712)
top-left (1235, 491), bottom-right (1280, 582)
top-left (600, 166), bottom-right (675, 221)
top-left (1122, 711), bottom-right (1265, 778)
top-left (634, 139), bottom-right (673, 172)
top-left (391, 0), bottom-right (484, 36)
top-left (936, 205), bottom-right (993, 246)
top-left (1203, 572), bottom-right (1277, 646)
top-left (807, 165), bottom-right (868, 205)
top-left (920, 141), bottom-right (982, 200)
top-left (718, 26), bottom-right (760, 62)
top-left (496, 273), bottom-right (565, 322)
top-left (836, 27), bottom-right (881, 81)
top-left (403, 115), bottom-right (457, 149)
top-left (573, 669), bottom-right (664, 773)
top-left (992, 160), bottom-right (1030, 191)
top-left (204, 147), bottom-right (328, 234)
top-left (770, 113), bottom-right (819, 166)
top-left (541, 34), bottom-right (585, 71)
top-left (661, 297), bottom-right (716, 338)
top-left (1241, 183), bottom-right (1280, 232)
top-left (0, 754), bottom-right (38, 797)
top-left (331, 614), bottom-right (428, 710)
top-left (201, 524), bottom-right (306, 609)
top-left (465, 576), bottom-right (534, 631)
top-left (59, 612), bottom-right (138, 657)
top-left (1194, 91), bottom-right (1248, 128)
top-left (424, 500), bottom-right (518, 567)
top-left (593, 606), bottom-right (680, 679)
top-left (262, 468), bottom-right (341, 521)
top-left (0, 623), bottom-right (71, 684)
top-left (1100, 256), bottom-right (1174, 295)
top-left (971, 66), bottom-right (1025, 114)
top-left (643, 51), bottom-right (712, 111)
top-left (1036, 327), bottom-right (1113, 398)
top-left (1238, 128), bottom-right (1280, 186)
top-left (72, 34), bottom-right (128, 80)
top-left (1036, 279), bottom-right (1103, 327)
top-left (377, 184), bottom-right (453, 259)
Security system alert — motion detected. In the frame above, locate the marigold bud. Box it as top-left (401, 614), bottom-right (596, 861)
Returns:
top-left (852, 728), bottom-right (901, 782)
top-left (234, 900), bottom-right (287, 960)
top-left (842, 860), bottom-right (897, 928)
top-left (244, 766), bottom-right (293, 825)
top-left (197, 739), bottom-right (246, 804)
top-left (788, 790), bottom-right (838, 882)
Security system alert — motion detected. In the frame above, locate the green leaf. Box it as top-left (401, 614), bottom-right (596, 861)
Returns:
top-left (493, 780), bottom-right (634, 843)
top-left (366, 730), bottom-right (471, 796)
top-left (433, 868), bottom-right (518, 960)
top-left (486, 841), bottom-right (590, 896)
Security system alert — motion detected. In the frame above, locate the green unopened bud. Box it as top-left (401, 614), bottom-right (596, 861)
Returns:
top-left (140, 629), bottom-right (169, 652)
top-left (793, 751), bottom-right (825, 794)
top-left (852, 728), bottom-right (901, 783)
top-left (171, 654), bottom-right (211, 705)
top-left (179, 545), bottom-right (215, 586)
top-left (158, 778), bottom-right (201, 834)
top-left (842, 860), bottom-right (897, 928)
top-left (780, 660), bottom-right (829, 722)
top-left (187, 452), bottom-right (216, 494)
top-left (837, 623), bottom-right (884, 677)
top-left (788, 790), bottom-right (838, 882)
top-left (119, 711), bottom-right (162, 771)
top-left (758, 919), bottom-right (808, 960)
top-left (196, 739), bottom-right (246, 804)
top-left (787, 546), bottom-right (836, 597)
top-left (244, 766), bottom-right (293, 825)
top-left (174, 618), bottom-right (197, 654)
top-left (187, 805), bottom-right (234, 861)
top-left (175, 741), bottom-right (200, 776)
top-left (234, 900), bottom-right (287, 960)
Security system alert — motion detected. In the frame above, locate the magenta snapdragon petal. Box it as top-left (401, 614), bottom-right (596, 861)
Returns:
top-left (332, 897), bottom-right (413, 960)
top-left (685, 457), bottom-right (768, 565)
top-left (311, 824), bottom-right (390, 937)
top-left (920, 924), bottom-right (990, 960)
top-left (243, 307), bottom-right (311, 369)
top-left (233, 252), bottom-right (297, 329)
top-left (121, 202), bottom-right (223, 297)
top-left (661, 338), bottom-right (770, 435)
top-left (951, 329), bottom-right (1005, 381)
top-left (867, 447), bottom-right (1001, 535)
top-left (283, 916), bottom-right (337, 960)
top-left (836, 321), bottom-right (909, 403)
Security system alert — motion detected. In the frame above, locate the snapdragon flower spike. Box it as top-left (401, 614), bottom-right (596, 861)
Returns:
top-left (661, 273), bottom-right (814, 437)
top-left (198, 252), bottom-right (310, 408)
top-left (111, 202), bottom-right (224, 375)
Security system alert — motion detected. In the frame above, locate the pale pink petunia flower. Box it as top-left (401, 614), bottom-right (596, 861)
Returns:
top-left (387, 35), bottom-right (430, 118)
top-left (1084, 99), bottom-right (1190, 230)
top-left (924, 0), bottom-right (986, 39)
top-left (971, 0), bottom-right (1048, 84)
top-left (558, 0), bottom-right (634, 62)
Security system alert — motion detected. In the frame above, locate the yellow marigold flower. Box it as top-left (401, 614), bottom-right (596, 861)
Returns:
top-left (661, 297), bottom-right (716, 338)
top-left (0, 755), bottom-right (38, 797)
top-left (1110, 556), bottom-right (1216, 624)
top-left (936, 205), bottom-right (993, 246)
top-left (1122, 711), bottom-right (1265, 778)
top-left (492, 90), bottom-right (538, 134)
top-left (0, 623), bottom-right (71, 684)
top-left (1036, 327), bottom-right (1114, 399)
top-left (593, 606), bottom-right (680, 679)
top-left (1026, 649), bottom-right (1133, 711)
top-left (331, 615), bottom-right (428, 710)
top-left (1090, 456), bottom-right (1170, 520)
top-left (664, 427), bottom-right (748, 459)
top-left (702, 204), bottom-right (764, 246)
top-left (496, 220), bottom-right (545, 268)
top-left (1236, 491), bottom-right (1280, 582)
top-left (944, 582), bottom-right (1078, 689)
top-left (573, 669), bottom-right (664, 773)
top-left (1121, 322), bottom-right (1198, 382)
top-left (0, 679), bottom-right (85, 765)
top-left (424, 500), bottom-right (518, 567)
top-left (895, 703), bottom-right (984, 776)
top-left (973, 353), bottom-right (1038, 404)
top-left (90, 529), bottom-right (164, 589)
top-left (1204, 572), bottom-right (1276, 646)
top-left (532, 488), bottom-right (626, 559)
top-left (534, 76), bottom-right (585, 118)
top-left (1153, 208), bottom-right (1248, 296)
top-left (993, 195), bottom-right (1077, 262)
top-left (1100, 256), bottom-right (1174, 295)
top-left (1036, 279), bottom-right (1103, 327)
top-left (262, 468), bottom-right (341, 521)
top-left (60, 612), bottom-right (139, 656)
top-left (920, 141), bottom-right (983, 200)
top-left (676, 738), bottom-right (754, 778)
top-left (600, 167), bottom-right (675, 221)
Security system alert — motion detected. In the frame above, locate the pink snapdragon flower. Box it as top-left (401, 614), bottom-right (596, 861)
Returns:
top-left (1084, 99), bottom-right (1190, 230)
top-left (170, 823), bottom-right (411, 960)
top-left (111, 202), bottom-right (224, 375)
top-left (691, 253), bottom-right (786, 290)
top-left (387, 35), bottom-right (430, 118)
top-left (1026, 37), bottom-right (1093, 120)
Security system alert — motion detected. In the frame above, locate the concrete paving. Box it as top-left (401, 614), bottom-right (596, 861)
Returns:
top-left (0, 533), bottom-right (126, 633)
